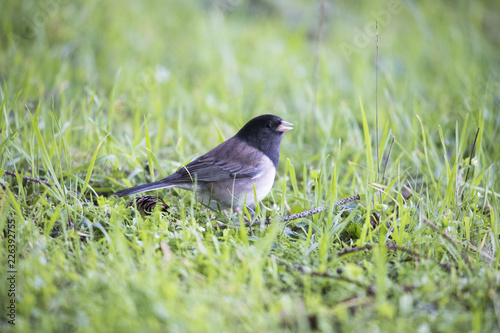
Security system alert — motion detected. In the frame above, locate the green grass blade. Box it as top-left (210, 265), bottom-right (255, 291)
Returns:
top-left (81, 133), bottom-right (110, 199)
top-left (360, 99), bottom-right (375, 183)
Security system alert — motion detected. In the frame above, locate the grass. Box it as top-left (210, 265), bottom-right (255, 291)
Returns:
top-left (1, 0), bottom-right (500, 331)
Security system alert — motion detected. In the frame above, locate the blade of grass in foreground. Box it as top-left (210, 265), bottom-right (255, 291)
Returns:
top-left (145, 118), bottom-right (155, 182)
top-left (416, 115), bottom-right (436, 189)
top-left (81, 133), bottom-right (110, 199)
top-left (360, 99), bottom-right (375, 184)
top-left (30, 107), bottom-right (65, 200)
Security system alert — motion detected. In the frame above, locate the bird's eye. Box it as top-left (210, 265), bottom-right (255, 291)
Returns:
top-left (266, 122), bottom-right (272, 128)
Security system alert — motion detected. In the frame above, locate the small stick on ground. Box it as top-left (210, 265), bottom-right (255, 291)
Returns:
top-left (214, 194), bottom-right (360, 230)
top-left (425, 217), bottom-right (492, 260)
top-left (337, 242), bottom-right (453, 271)
top-left (337, 242), bottom-right (424, 259)
top-left (270, 254), bottom-right (371, 291)
top-left (3, 170), bottom-right (52, 187)
top-left (423, 217), bottom-right (474, 270)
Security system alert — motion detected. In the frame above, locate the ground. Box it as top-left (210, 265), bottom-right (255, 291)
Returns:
top-left (1, 0), bottom-right (500, 332)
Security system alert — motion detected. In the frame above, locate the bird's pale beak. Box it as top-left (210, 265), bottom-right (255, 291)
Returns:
top-left (277, 120), bottom-right (294, 132)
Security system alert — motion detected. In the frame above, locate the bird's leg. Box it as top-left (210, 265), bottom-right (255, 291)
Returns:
top-left (232, 206), bottom-right (251, 222)
top-left (222, 209), bottom-right (248, 221)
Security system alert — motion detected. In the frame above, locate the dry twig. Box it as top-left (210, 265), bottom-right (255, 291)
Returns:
top-left (423, 217), bottom-right (476, 270)
top-left (270, 254), bottom-right (371, 291)
top-left (337, 242), bottom-right (423, 258)
top-left (3, 170), bottom-right (52, 187)
top-left (213, 194), bottom-right (360, 230)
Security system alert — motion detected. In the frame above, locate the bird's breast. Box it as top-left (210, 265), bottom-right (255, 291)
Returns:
top-left (195, 155), bottom-right (276, 211)
top-left (250, 157), bottom-right (276, 203)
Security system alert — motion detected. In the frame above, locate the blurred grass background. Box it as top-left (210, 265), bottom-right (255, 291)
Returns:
top-left (1, 0), bottom-right (500, 332)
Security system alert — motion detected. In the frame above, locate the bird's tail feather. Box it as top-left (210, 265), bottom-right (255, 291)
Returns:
top-left (114, 180), bottom-right (171, 197)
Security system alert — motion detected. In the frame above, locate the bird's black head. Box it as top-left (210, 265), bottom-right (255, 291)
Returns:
top-left (235, 114), bottom-right (293, 167)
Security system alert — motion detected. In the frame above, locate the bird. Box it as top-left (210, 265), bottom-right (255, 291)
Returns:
top-left (114, 114), bottom-right (293, 213)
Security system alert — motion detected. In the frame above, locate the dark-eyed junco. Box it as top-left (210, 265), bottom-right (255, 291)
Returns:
top-left (114, 114), bottom-right (293, 213)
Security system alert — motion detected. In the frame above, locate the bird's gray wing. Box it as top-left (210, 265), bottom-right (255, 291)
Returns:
top-left (165, 137), bottom-right (264, 184)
